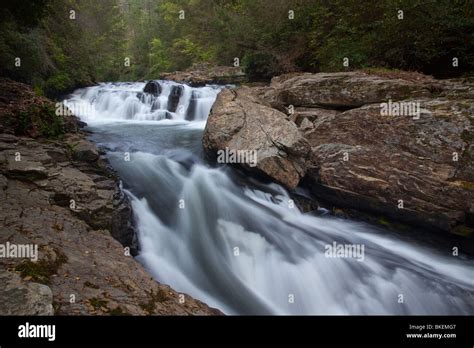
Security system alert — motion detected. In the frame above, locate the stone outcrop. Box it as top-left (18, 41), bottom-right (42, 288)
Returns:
top-left (160, 62), bottom-right (246, 86)
top-left (0, 272), bottom-right (53, 315)
top-left (203, 87), bottom-right (310, 188)
top-left (264, 71), bottom-right (438, 109)
top-left (0, 78), bottom-right (221, 315)
top-left (203, 71), bottom-right (474, 235)
top-left (304, 98), bottom-right (473, 233)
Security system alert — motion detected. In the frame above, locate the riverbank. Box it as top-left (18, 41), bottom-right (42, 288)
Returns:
top-left (0, 78), bottom-right (221, 315)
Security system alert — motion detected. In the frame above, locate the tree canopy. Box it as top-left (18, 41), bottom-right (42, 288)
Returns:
top-left (1, 0), bottom-right (472, 96)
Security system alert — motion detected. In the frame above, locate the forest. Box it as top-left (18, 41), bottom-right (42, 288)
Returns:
top-left (0, 0), bottom-right (473, 97)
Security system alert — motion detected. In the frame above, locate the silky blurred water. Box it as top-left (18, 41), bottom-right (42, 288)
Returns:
top-left (66, 82), bottom-right (474, 315)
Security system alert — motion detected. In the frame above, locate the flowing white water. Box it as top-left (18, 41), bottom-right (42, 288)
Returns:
top-left (66, 82), bottom-right (474, 315)
top-left (65, 81), bottom-right (220, 124)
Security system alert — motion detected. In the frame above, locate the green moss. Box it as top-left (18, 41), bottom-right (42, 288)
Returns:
top-left (458, 181), bottom-right (474, 190)
top-left (52, 301), bottom-right (61, 314)
top-left (461, 130), bottom-right (473, 143)
top-left (34, 84), bottom-right (44, 96)
top-left (17, 111), bottom-right (32, 135)
top-left (89, 297), bottom-right (108, 310)
top-left (16, 260), bottom-right (53, 283)
top-left (453, 225), bottom-right (474, 237)
top-left (37, 103), bottom-right (64, 138)
top-left (138, 301), bottom-right (154, 314)
top-left (378, 217), bottom-right (390, 226)
top-left (84, 281), bottom-right (99, 289)
top-left (65, 142), bottom-right (78, 155)
top-left (15, 248), bottom-right (68, 284)
top-left (139, 289), bottom-right (168, 314)
top-left (458, 102), bottom-right (471, 110)
top-left (109, 307), bottom-right (129, 316)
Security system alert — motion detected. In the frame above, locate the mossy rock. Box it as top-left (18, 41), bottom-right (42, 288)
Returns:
top-left (139, 289), bottom-right (169, 314)
top-left (89, 297), bottom-right (108, 310)
top-left (15, 248), bottom-right (68, 284)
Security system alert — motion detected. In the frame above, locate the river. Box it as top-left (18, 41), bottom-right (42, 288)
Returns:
top-left (64, 81), bottom-right (474, 315)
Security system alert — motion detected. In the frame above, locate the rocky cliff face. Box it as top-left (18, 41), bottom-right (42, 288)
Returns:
top-left (0, 78), bottom-right (221, 315)
top-left (203, 71), bottom-right (474, 236)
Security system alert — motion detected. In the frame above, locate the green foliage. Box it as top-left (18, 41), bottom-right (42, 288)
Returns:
top-left (139, 288), bottom-right (169, 314)
top-left (44, 73), bottom-right (73, 96)
top-left (89, 297), bottom-right (108, 310)
top-left (109, 307), bottom-right (129, 315)
top-left (0, 0), bottom-right (126, 96)
top-left (242, 52), bottom-right (275, 81)
top-left (308, 0), bottom-right (474, 77)
top-left (148, 38), bottom-right (172, 76)
top-left (0, 0), bottom-right (472, 89)
top-left (16, 103), bottom-right (64, 139)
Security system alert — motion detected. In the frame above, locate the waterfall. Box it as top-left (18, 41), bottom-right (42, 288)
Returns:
top-left (64, 81), bottom-right (222, 124)
top-left (65, 82), bottom-right (474, 315)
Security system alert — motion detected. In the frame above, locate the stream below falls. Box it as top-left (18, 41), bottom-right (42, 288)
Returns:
top-left (65, 81), bottom-right (474, 315)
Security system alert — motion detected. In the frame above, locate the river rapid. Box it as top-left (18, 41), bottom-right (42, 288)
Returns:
top-left (65, 81), bottom-right (474, 315)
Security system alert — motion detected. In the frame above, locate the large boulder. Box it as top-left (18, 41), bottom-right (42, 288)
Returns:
top-left (265, 71), bottom-right (437, 109)
top-left (304, 97), bottom-right (474, 234)
top-left (202, 71), bottom-right (474, 235)
top-left (203, 87), bottom-right (310, 188)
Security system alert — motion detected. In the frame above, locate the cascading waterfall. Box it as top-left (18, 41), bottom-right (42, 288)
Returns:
top-left (65, 81), bottom-right (220, 123)
top-left (65, 82), bottom-right (474, 315)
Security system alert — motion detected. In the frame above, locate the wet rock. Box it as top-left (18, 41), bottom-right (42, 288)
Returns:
top-left (167, 85), bottom-right (183, 112)
top-left (185, 90), bottom-right (199, 121)
top-left (143, 81), bottom-right (161, 96)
